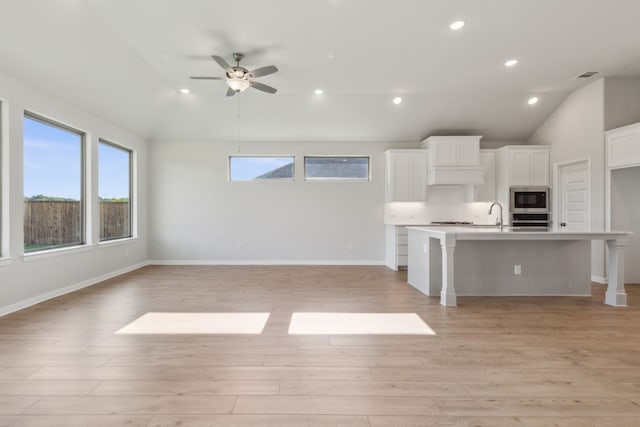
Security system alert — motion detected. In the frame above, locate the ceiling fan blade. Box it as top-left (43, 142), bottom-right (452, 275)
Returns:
top-left (212, 55), bottom-right (231, 71)
top-left (189, 76), bottom-right (224, 80)
top-left (250, 80), bottom-right (277, 94)
top-left (250, 65), bottom-right (278, 78)
top-left (226, 87), bottom-right (237, 97)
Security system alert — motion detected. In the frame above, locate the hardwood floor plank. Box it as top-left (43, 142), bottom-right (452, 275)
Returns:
top-left (368, 416), bottom-right (601, 427)
top-left (0, 397), bottom-right (40, 415)
top-left (279, 380), bottom-right (467, 397)
top-left (0, 380), bottom-right (100, 395)
top-left (148, 414), bottom-right (370, 427)
top-left (24, 395), bottom-right (237, 415)
top-left (433, 398), bottom-right (640, 417)
top-left (92, 379), bottom-right (279, 395)
top-left (264, 354), bottom-right (423, 368)
top-left (205, 367), bottom-right (373, 380)
top-left (28, 366), bottom-right (207, 381)
top-left (0, 415), bottom-right (152, 427)
top-left (234, 395), bottom-right (441, 416)
top-left (460, 381), bottom-right (640, 398)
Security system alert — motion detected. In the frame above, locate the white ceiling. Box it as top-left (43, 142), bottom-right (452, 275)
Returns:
top-left (1, 0), bottom-right (640, 143)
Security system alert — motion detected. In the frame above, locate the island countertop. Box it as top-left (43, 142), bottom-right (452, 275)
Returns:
top-left (406, 226), bottom-right (632, 307)
top-left (406, 225), bottom-right (631, 240)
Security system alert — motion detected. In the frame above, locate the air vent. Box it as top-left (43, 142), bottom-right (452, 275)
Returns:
top-left (572, 71), bottom-right (599, 80)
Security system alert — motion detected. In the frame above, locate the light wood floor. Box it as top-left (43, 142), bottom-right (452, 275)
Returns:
top-left (1, 265), bottom-right (640, 426)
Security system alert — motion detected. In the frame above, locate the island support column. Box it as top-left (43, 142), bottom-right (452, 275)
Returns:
top-left (605, 237), bottom-right (628, 307)
top-left (440, 234), bottom-right (457, 307)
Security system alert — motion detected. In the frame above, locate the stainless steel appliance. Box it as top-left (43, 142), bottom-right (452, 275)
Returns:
top-left (509, 187), bottom-right (551, 228)
top-left (510, 187), bottom-right (550, 213)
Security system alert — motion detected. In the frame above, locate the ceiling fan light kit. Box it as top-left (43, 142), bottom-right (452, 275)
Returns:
top-left (190, 52), bottom-right (278, 97)
top-left (227, 78), bottom-right (250, 92)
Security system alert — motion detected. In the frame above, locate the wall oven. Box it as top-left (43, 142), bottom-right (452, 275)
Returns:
top-left (510, 187), bottom-right (551, 228)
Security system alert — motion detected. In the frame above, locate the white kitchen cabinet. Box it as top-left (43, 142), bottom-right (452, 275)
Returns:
top-left (385, 149), bottom-right (427, 202)
top-left (466, 150), bottom-right (496, 202)
top-left (606, 122), bottom-right (640, 168)
top-left (385, 225), bottom-right (409, 270)
top-left (422, 136), bottom-right (481, 167)
top-left (504, 147), bottom-right (550, 186)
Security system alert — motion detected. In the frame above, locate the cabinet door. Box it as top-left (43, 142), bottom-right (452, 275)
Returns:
top-left (457, 140), bottom-right (480, 166)
top-left (431, 142), bottom-right (457, 166)
top-left (387, 152), bottom-right (411, 202)
top-left (529, 150), bottom-right (550, 186)
top-left (409, 151), bottom-right (427, 200)
top-left (386, 150), bottom-right (427, 202)
top-left (508, 150), bottom-right (531, 186)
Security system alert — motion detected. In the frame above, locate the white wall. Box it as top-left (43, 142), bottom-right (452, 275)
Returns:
top-left (0, 70), bottom-right (149, 315)
top-left (527, 79), bottom-right (606, 280)
top-left (610, 166), bottom-right (640, 283)
top-left (604, 78), bottom-right (640, 131)
top-left (148, 140), bottom-right (407, 264)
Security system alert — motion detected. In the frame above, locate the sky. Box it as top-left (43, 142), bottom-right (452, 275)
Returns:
top-left (23, 116), bottom-right (130, 200)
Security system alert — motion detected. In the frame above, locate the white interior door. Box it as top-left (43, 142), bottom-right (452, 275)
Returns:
top-left (558, 160), bottom-right (590, 230)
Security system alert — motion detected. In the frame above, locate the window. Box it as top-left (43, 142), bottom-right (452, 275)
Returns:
top-left (23, 113), bottom-right (85, 252)
top-left (229, 156), bottom-right (294, 181)
top-left (99, 140), bottom-right (132, 241)
top-left (304, 156), bottom-right (370, 180)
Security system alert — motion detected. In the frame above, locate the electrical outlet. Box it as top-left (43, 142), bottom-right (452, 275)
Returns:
top-left (514, 265), bottom-right (522, 275)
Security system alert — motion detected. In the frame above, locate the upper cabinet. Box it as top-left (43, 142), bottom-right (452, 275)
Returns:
top-left (498, 146), bottom-right (550, 187)
top-left (606, 122), bottom-right (640, 169)
top-left (385, 149), bottom-right (427, 202)
top-left (421, 136), bottom-right (484, 185)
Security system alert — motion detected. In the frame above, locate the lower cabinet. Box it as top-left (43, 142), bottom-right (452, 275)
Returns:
top-left (385, 225), bottom-right (408, 271)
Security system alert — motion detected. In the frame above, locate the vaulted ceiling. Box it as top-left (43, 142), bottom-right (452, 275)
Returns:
top-left (1, 0), bottom-right (639, 143)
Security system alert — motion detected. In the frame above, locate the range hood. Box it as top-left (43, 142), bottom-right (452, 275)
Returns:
top-left (422, 136), bottom-right (485, 185)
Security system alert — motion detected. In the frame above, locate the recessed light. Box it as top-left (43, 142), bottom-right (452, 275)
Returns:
top-left (314, 89), bottom-right (324, 95)
top-left (180, 88), bottom-right (190, 94)
top-left (393, 97), bottom-right (402, 105)
top-left (505, 59), bottom-right (519, 67)
top-left (450, 20), bottom-right (465, 30)
top-left (528, 96), bottom-right (539, 105)
top-left (327, 52), bottom-right (335, 60)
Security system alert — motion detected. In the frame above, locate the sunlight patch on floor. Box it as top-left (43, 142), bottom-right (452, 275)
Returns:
top-left (288, 312), bottom-right (435, 335)
top-left (115, 312), bottom-right (271, 334)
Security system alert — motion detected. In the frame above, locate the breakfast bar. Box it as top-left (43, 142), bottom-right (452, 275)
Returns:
top-left (406, 226), bottom-right (631, 307)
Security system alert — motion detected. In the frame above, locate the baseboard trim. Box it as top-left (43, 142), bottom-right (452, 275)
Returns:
top-left (148, 260), bottom-right (385, 266)
top-left (591, 275), bottom-right (607, 284)
top-left (0, 261), bottom-right (149, 317)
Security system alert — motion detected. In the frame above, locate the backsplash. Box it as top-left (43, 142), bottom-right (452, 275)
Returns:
top-left (384, 186), bottom-right (498, 225)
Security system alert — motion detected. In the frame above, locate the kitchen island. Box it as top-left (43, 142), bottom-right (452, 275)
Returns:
top-left (406, 226), bottom-right (631, 307)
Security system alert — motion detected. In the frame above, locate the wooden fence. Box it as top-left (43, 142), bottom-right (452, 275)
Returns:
top-left (24, 201), bottom-right (130, 245)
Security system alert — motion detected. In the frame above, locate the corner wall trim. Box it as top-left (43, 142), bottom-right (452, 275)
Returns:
top-left (0, 262), bottom-right (149, 317)
top-left (591, 275), bottom-right (607, 284)
top-left (147, 259), bottom-right (385, 266)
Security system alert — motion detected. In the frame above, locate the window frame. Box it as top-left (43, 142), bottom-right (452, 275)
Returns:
top-left (98, 138), bottom-right (133, 242)
top-left (23, 111), bottom-right (87, 253)
top-left (228, 155), bottom-right (296, 182)
top-left (303, 155), bottom-right (371, 181)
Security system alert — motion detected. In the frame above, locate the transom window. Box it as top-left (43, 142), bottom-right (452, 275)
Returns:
top-left (229, 156), bottom-right (294, 181)
top-left (304, 156), bottom-right (370, 181)
top-left (23, 113), bottom-right (85, 252)
top-left (99, 140), bottom-right (132, 241)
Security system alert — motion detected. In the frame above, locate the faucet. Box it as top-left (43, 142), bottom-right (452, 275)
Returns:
top-left (488, 202), bottom-right (503, 229)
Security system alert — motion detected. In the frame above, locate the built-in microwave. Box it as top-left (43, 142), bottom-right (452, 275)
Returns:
top-left (510, 187), bottom-right (550, 213)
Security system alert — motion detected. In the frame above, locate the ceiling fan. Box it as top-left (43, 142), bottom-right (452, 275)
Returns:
top-left (190, 53), bottom-right (278, 96)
